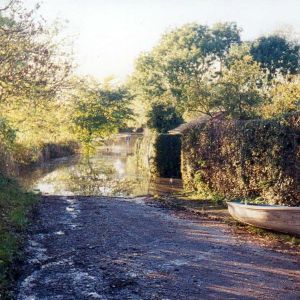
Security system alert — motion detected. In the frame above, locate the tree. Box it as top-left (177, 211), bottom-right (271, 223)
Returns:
top-left (213, 55), bottom-right (266, 119)
top-left (0, 1), bottom-right (73, 147)
top-left (146, 103), bottom-right (183, 133)
top-left (0, 117), bottom-right (16, 150)
top-left (250, 35), bottom-right (300, 76)
top-left (207, 22), bottom-right (241, 73)
top-left (183, 79), bottom-right (217, 116)
top-left (71, 78), bottom-right (132, 151)
top-left (261, 76), bottom-right (300, 118)
top-left (128, 22), bottom-right (241, 125)
top-left (0, 1), bottom-right (72, 107)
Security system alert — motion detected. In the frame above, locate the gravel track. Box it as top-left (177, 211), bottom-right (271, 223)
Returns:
top-left (16, 196), bottom-right (300, 300)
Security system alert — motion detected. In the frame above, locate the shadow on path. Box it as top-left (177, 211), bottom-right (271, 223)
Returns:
top-left (16, 196), bottom-right (300, 300)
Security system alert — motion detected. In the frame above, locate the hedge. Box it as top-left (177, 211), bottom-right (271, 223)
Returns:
top-left (135, 130), bottom-right (181, 179)
top-left (152, 134), bottom-right (181, 178)
top-left (181, 113), bottom-right (300, 206)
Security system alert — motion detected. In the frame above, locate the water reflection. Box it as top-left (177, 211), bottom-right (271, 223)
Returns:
top-left (18, 149), bottom-right (182, 197)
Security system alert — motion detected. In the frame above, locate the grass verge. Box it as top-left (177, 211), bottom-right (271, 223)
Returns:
top-left (0, 174), bottom-right (37, 299)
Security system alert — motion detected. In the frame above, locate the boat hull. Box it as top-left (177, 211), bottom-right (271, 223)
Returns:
top-left (227, 202), bottom-right (300, 236)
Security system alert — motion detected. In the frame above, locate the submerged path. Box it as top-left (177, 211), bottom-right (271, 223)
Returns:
top-left (16, 196), bottom-right (300, 300)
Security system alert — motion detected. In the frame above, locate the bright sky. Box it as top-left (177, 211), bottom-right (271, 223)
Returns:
top-left (22, 0), bottom-right (300, 81)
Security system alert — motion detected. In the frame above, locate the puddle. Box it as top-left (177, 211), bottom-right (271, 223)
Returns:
top-left (54, 231), bottom-right (65, 235)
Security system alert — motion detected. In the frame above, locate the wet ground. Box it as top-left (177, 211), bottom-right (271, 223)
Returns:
top-left (16, 196), bottom-right (300, 300)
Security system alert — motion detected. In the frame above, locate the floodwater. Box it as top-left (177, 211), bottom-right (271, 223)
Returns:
top-left (18, 139), bottom-right (182, 197)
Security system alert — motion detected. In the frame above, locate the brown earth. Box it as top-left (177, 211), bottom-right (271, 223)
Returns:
top-left (16, 196), bottom-right (300, 299)
top-left (152, 196), bottom-right (300, 256)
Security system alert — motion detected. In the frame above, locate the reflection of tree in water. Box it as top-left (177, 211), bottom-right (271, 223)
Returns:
top-left (65, 157), bottom-right (114, 195)
top-left (65, 156), bottom-right (149, 196)
top-left (18, 157), bottom-right (80, 190)
top-left (22, 148), bottom-right (181, 197)
top-left (53, 155), bottom-right (150, 196)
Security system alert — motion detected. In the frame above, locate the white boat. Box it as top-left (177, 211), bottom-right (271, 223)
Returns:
top-left (227, 202), bottom-right (300, 236)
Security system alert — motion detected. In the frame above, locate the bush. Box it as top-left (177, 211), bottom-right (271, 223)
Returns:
top-left (147, 103), bottom-right (183, 133)
top-left (181, 112), bottom-right (300, 206)
top-left (12, 141), bottom-right (78, 166)
top-left (0, 118), bottom-right (18, 177)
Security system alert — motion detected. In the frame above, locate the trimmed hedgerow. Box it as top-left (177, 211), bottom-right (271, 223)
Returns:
top-left (135, 130), bottom-right (181, 179)
top-left (153, 134), bottom-right (181, 178)
top-left (181, 112), bottom-right (300, 206)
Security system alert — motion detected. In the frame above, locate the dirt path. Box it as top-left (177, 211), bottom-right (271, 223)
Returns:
top-left (16, 196), bottom-right (300, 300)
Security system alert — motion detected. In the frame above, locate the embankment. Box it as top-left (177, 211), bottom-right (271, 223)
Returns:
top-left (0, 140), bottom-right (78, 298)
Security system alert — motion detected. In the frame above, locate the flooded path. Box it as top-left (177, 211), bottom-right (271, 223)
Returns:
top-left (18, 145), bottom-right (182, 198)
top-left (16, 196), bottom-right (300, 299)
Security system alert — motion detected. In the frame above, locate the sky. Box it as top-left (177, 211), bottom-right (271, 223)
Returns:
top-left (21, 0), bottom-right (300, 81)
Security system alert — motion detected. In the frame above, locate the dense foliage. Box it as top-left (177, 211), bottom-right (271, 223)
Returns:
top-left (0, 1), bottom-right (72, 162)
top-left (181, 113), bottom-right (300, 206)
top-left (129, 23), bottom-right (300, 124)
top-left (261, 77), bottom-right (300, 118)
top-left (250, 35), bottom-right (300, 76)
top-left (147, 103), bottom-right (183, 133)
top-left (70, 78), bottom-right (132, 152)
top-left (213, 54), bottom-right (265, 119)
top-left (128, 22), bottom-right (241, 123)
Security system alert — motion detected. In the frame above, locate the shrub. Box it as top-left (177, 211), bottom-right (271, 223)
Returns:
top-left (147, 103), bottom-right (183, 133)
top-left (181, 112), bottom-right (300, 206)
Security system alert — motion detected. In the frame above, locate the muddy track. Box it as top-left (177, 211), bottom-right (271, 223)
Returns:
top-left (16, 196), bottom-right (300, 299)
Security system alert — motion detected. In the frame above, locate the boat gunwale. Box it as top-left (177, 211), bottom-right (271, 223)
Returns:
top-left (227, 202), bottom-right (300, 211)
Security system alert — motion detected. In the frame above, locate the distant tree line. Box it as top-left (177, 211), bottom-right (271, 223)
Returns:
top-left (127, 22), bottom-right (300, 132)
top-left (1, 0), bottom-right (300, 155)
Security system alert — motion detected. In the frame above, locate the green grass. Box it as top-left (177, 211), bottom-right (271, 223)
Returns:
top-left (0, 174), bottom-right (37, 298)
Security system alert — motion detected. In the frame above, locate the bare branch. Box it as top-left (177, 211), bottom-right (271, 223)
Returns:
top-left (0, 0), bottom-right (15, 12)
